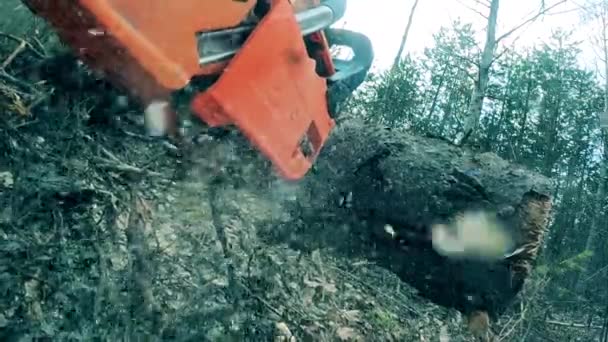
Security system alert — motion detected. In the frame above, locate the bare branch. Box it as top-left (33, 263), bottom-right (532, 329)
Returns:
top-left (1, 41), bottom-right (27, 70)
top-left (545, 320), bottom-right (605, 330)
top-left (496, 0), bottom-right (567, 44)
top-left (453, 52), bottom-right (481, 67)
top-left (447, 61), bottom-right (477, 81)
top-left (455, 0), bottom-right (489, 19)
top-left (548, 6), bottom-right (590, 16)
top-left (0, 32), bottom-right (45, 58)
top-left (473, 0), bottom-right (491, 9)
top-left (493, 45), bottom-right (512, 62)
top-left (492, 21), bottom-right (530, 63)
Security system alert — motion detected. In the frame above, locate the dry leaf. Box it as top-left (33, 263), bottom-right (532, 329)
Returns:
top-left (274, 322), bottom-right (296, 342)
top-left (342, 309), bottom-right (362, 323)
top-left (301, 287), bottom-right (315, 306)
top-left (7, 92), bottom-right (29, 116)
top-left (0, 171), bottom-right (13, 189)
top-left (303, 278), bottom-right (337, 294)
top-left (301, 323), bottom-right (323, 340)
top-left (0, 313), bottom-right (7, 328)
top-left (336, 326), bottom-right (360, 341)
top-left (24, 278), bottom-right (40, 300)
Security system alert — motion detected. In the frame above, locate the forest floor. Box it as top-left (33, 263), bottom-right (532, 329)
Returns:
top-left (0, 59), bottom-right (468, 342)
top-left (0, 3), bottom-right (601, 342)
top-left (0, 8), bottom-right (473, 340)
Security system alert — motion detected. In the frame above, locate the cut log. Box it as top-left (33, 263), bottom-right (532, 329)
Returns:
top-left (300, 118), bottom-right (554, 322)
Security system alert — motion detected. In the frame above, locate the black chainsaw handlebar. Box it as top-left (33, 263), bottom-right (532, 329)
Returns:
top-left (324, 27), bottom-right (375, 119)
top-left (321, 0), bottom-right (347, 22)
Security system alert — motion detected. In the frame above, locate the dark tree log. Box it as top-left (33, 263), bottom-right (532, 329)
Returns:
top-left (299, 119), bottom-right (554, 328)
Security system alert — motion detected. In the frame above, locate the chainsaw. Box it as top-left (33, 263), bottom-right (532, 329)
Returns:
top-left (21, 0), bottom-right (374, 180)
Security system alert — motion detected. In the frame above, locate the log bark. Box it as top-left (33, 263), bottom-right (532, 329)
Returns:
top-left (299, 119), bottom-right (554, 320)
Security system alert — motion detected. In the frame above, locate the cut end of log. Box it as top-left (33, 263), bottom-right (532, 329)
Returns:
top-left (511, 190), bottom-right (553, 278)
top-left (302, 118), bottom-right (556, 326)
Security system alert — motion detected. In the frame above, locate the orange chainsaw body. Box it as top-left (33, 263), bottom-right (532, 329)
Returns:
top-left (22, 0), bottom-right (365, 180)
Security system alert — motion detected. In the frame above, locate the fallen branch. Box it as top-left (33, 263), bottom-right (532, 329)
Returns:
top-left (25, 91), bottom-right (51, 112)
top-left (545, 320), bottom-right (604, 330)
top-left (97, 158), bottom-right (163, 176)
top-left (0, 70), bottom-right (39, 93)
top-left (0, 31), bottom-right (45, 58)
top-left (1, 40), bottom-right (27, 69)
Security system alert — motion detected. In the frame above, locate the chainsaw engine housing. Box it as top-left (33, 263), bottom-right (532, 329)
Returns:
top-left (22, 0), bottom-right (373, 180)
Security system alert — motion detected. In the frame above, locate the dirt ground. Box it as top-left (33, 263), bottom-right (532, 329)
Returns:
top-left (0, 80), bottom-right (475, 341)
top-left (0, 34), bottom-right (479, 342)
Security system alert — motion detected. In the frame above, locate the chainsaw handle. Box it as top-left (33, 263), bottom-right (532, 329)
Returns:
top-left (321, 0), bottom-right (347, 22)
top-left (325, 27), bottom-right (374, 117)
top-left (326, 28), bottom-right (374, 84)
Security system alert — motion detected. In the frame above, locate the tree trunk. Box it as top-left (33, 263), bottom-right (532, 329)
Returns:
top-left (427, 66), bottom-right (448, 119)
top-left (486, 66), bottom-right (513, 154)
top-left (392, 0), bottom-right (420, 69)
top-left (458, 0), bottom-right (499, 145)
top-left (515, 71), bottom-right (533, 159)
top-left (576, 8), bottom-right (608, 293)
top-left (547, 166), bottom-right (586, 260)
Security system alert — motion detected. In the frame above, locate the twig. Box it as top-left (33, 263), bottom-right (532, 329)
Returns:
top-left (241, 281), bottom-right (309, 338)
top-left (26, 91), bottom-right (51, 112)
top-left (242, 285), bottom-right (284, 318)
top-left (97, 158), bottom-right (163, 176)
top-left (498, 300), bottom-right (530, 340)
top-left (446, 61), bottom-right (477, 82)
top-left (497, 275), bottom-right (551, 340)
top-left (0, 81), bottom-right (31, 98)
top-left (96, 146), bottom-right (162, 176)
top-left (12, 119), bottom-right (38, 129)
top-left (455, 0), bottom-right (489, 19)
top-left (327, 263), bottom-right (421, 316)
top-left (121, 129), bottom-right (156, 141)
top-left (1, 40), bottom-right (27, 69)
top-left (31, 37), bottom-right (48, 57)
top-left (495, 0), bottom-right (567, 44)
top-left (0, 32), bottom-right (45, 58)
top-left (454, 52), bottom-right (481, 67)
top-left (0, 70), bottom-right (40, 93)
top-left (581, 263), bottom-right (608, 283)
top-left (99, 146), bottom-right (122, 163)
top-left (473, 0), bottom-right (491, 9)
top-left (544, 320), bottom-right (604, 330)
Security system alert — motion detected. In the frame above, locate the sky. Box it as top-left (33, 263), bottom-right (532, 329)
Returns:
top-left (333, 0), bottom-right (597, 72)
